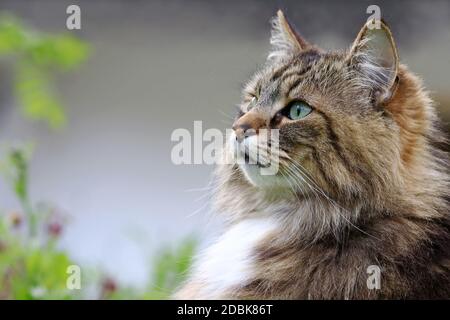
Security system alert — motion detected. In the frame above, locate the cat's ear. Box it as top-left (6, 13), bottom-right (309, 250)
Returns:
top-left (347, 19), bottom-right (399, 103)
top-left (268, 10), bottom-right (309, 61)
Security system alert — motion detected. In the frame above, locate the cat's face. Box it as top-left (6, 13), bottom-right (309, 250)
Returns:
top-left (229, 11), bottom-right (401, 199)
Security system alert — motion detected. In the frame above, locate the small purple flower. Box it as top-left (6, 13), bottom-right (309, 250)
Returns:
top-left (9, 212), bottom-right (22, 228)
top-left (47, 221), bottom-right (63, 237)
top-left (101, 277), bottom-right (117, 296)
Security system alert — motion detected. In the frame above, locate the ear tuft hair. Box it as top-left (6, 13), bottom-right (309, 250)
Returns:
top-left (347, 19), bottom-right (399, 103)
top-left (268, 10), bottom-right (309, 61)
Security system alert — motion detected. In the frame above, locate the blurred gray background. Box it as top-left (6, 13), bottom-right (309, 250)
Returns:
top-left (0, 0), bottom-right (449, 287)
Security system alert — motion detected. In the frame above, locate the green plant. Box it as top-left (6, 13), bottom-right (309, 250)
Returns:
top-left (0, 14), bottom-right (90, 298)
top-left (145, 238), bottom-right (196, 299)
top-left (0, 145), bottom-right (36, 236)
top-left (0, 147), bottom-right (196, 299)
top-left (107, 238), bottom-right (196, 300)
top-left (0, 15), bottom-right (195, 300)
top-left (0, 147), bottom-right (77, 299)
top-left (0, 229), bottom-right (75, 299)
top-left (0, 14), bottom-right (89, 128)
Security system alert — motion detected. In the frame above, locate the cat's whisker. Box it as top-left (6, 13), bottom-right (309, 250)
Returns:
top-left (238, 142), bottom-right (379, 240)
top-left (184, 185), bottom-right (216, 193)
top-left (285, 164), bottom-right (337, 237)
top-left (279, 166), bottom-right (304, 202)
top-left (185, 200), bottom-right (210, 219)
top-left (217, 109), bottom-right (235, 121)
top-left (184, 175), bottom-right (229, 219)
top-left (285, 159), bottom-right (380, 240)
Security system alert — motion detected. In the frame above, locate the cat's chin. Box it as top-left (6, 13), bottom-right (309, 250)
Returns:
top-left (239, 163), bottom-right (290, 190)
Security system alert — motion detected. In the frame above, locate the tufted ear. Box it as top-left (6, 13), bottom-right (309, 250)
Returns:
top-left (268, 10), bottom-right (310, 61)
top-left (347, 19), bottom-right (399, 103)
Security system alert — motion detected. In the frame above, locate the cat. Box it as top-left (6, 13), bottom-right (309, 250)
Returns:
top-left (175, 10), bottom-right (450, 299)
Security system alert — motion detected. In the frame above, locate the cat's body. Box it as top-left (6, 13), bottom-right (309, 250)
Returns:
top-left (176, 11), bottom-right (450, 299)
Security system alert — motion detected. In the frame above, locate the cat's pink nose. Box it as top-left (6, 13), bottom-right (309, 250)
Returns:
top-left (232, 111), bottom-right (266, 142)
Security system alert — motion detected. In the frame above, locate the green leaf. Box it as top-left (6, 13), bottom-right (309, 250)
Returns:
top-left (15, 63), bottom-right (66, 128)
top-left (0, 16), bottom-right (26, 54)
top-left (27, 34), bottom-right (89, 71)
top-left (0, 14), bottom-right (90, 129)
top-left (9, 149), bottom-right (28, 202)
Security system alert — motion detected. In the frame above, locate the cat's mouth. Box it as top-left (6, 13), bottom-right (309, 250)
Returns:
top-left (229, 132), bottom-right (269, 168)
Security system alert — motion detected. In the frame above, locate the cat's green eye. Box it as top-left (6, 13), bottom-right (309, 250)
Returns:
top-left (286, 101), bottom-right (312, 120)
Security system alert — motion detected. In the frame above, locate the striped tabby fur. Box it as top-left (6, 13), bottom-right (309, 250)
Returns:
top-left (176, 11), bottom-right (450, 299)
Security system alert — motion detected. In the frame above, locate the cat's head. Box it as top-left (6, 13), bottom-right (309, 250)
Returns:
top-left (227, 11), bottom-right (430, 203)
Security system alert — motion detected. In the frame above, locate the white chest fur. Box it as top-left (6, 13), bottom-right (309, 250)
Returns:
top-left (192, 218), bottom-right (277, 298)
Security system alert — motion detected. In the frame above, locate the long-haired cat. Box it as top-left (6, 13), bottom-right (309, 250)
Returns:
top-left (176, 11), bottom-right (450, 299)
